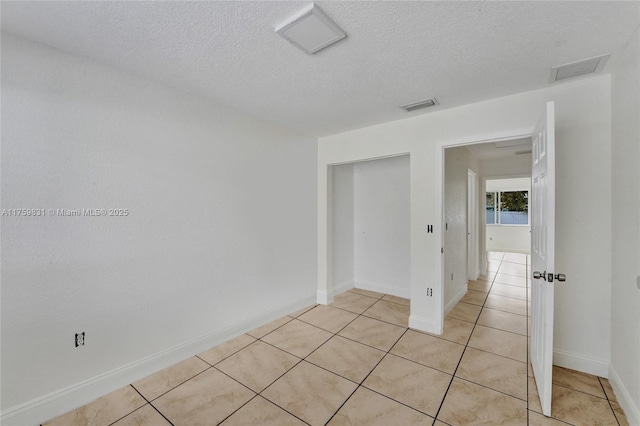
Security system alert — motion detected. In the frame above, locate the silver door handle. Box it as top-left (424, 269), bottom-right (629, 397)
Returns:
top-left (533, 271), bottom-right (566, 282)
top-left (533, 271), bottom-right (546, 281)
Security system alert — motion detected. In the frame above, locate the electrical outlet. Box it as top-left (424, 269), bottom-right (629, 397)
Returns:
top-left (75, 332), bottom-right (85, 347)
top-left (426, 288), bottom-right (433, 296)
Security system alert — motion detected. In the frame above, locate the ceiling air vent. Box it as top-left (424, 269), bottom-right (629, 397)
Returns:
top-left (551, 54), bottom-right (610, 82)
top-left (401, 98), bottom-right (439, 112)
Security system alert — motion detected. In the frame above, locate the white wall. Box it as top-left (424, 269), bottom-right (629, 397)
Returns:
top-left (318, 74), bottom-right (612, 375)
top-left (610, 25), bottom-right (640, 424)
top-left (354, 156), bottom-right (410, 297)
top-left (1, 34), bottom-right (317, 424)
top-left (486, 226), bottom-right (531, 253)
top-left (331, 164), bottom-right (355, 292)
top-left (485, 177), bottom-right (532, 254)
top-left (486, 177), bottom-right (531, 192)
top-left (444, 147), bottom-right (471, 311)
top-left (480, 155), bottom-right (532, 178)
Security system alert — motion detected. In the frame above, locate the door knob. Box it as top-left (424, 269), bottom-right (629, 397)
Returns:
top-left (533, 271), bottom-right (546, 281)
top-left (533, 271), bottom-right (566, 282)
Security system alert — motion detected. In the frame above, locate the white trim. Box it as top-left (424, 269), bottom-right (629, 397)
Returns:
top-left (552, 349), bottom-right (609, 377)
top-left (488, 248), bottom-right (531, 255)
top-left (319, 153), bottom-right (410, 311)
top-left (408, 315), bottom-right (440, 334)
top-left (437, 127), bottom-right (534, 337)
top-left (608, 363), bottom-right (640, 426)
top-left (445, 283), bottom-right (468, 316)
top-left (467, 169), bottom-right (480, 281)
top-left (434, 128), bottom-right (534, 151)
top-left (316, 289), bottom-right (333, 305)
top-left (0, 294), bottom-right (316, 426)
top-left (333, 280), bottom-right (355, 296)
top-left (355, 281), bottom-right (410, 299)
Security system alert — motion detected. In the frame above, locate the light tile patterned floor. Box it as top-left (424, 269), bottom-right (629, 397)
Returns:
top-left (43, 252), bottom-right (629, 426)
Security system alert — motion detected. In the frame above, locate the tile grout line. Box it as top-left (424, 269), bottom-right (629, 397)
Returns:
top-left (223, 294), bottom-right (404, 425)
top-left (164, 255), bottom-right (521, 424)
top-left (325, 290), bottom-right (442, 423)
top-left (127, 384), bottom-right (176, 426)
top-left (597, 376), bottom-right (623, 426)
top-left (319, 295), bottom-right (414, 424)
top-left (432, 253), bottom-right (502, 423)
top-left (195, 334), bottom-right (257, 367)
top-left (212, 360), bottom-right (310, 425)
top-left (136, 365), bottom-right (218, 406)
top-left (549, 381), bottom-right (613, 400)
top-left (323, 326), bottom-right (414, 425)
top-left (254, 293), bottom-right (419, 425)
top-left (208, 302), bottom-right (408, 424)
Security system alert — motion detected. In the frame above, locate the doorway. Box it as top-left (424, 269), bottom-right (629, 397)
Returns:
top-left (442, 137), bottom-right (532, 312)
top-left (329, 155), bottom-right (411, 300)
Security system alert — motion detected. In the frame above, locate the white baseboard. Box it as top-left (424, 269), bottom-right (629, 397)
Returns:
top-left (609, 363), bottom-right (640, 426)
top-left (487, 247), bottom-right (531, 254)
top-left (0, 294), bottom-right (317, 426)
top-left (408, 315), bottom-right (440, 334)
top-left (355, 281), bottom-right (410, 299)
top-left (317, 281), bottom-right (354, 305)
top-left (333, 280), bottom-right (355, 296)
top-left (552, 349), bottom-right (609, 378)
top-left (444, 283), bottom-right (468, 316)
top-left (316, 289), bottom-right (333, 305)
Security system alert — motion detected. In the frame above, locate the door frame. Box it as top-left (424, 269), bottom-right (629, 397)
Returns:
top-left (436, 129), bottom-right (533, 315)
top-left (319, 152), bottom-right (411, 305)
top-left (467, 169), bottom-right (479, 280)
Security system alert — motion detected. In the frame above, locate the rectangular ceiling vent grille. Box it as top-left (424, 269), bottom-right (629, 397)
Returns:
top-left (551, 54), bottom-right (610, 82)
top-left (401, 98), bottom-right (439, 112)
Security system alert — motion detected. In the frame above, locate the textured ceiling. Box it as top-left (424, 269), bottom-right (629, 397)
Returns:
top-left (2, 1), bottom-right (639, 137)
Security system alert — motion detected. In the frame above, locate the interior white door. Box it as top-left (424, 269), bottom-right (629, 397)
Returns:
top-left (531, 101), bottom-right (559, 417)
top-left (467, 170), bottom-right (478, 280)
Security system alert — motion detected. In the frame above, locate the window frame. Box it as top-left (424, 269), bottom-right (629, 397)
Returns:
top-left (486, 190), bottom-right (530, 226)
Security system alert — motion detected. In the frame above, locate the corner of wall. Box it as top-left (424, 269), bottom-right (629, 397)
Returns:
top-left (444, 282), bottom-right (468, 315)
top-left (609, 362), bottom-right (640, 426)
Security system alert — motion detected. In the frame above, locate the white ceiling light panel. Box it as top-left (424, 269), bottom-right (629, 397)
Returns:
top-left (276, 3), bottom-right (346, 55)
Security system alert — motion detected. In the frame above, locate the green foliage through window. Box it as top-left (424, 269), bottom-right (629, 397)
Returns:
top-left (486, 191), bottom-right (528, 225)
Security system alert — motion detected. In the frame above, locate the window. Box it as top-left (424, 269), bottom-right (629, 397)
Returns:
top-left (486, 190), bottom-right (529, 225)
